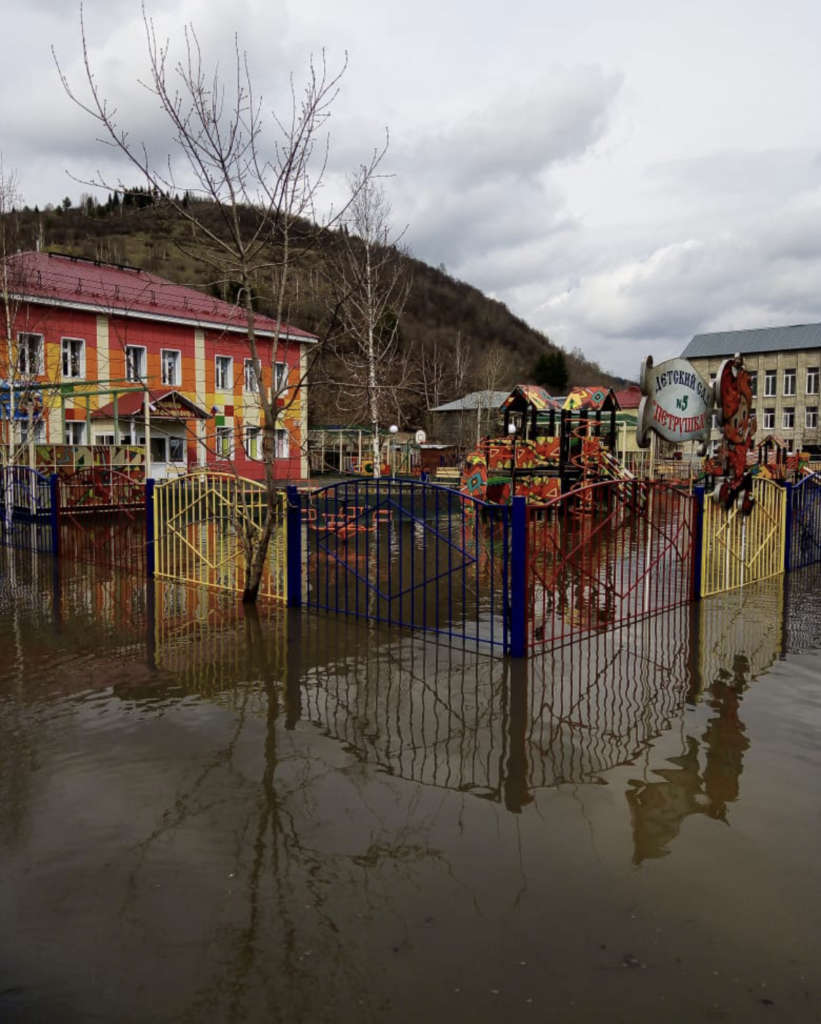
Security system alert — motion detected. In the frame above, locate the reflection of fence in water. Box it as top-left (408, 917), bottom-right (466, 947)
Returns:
top-left (59, 512), bottom-right (147, 572)
top-left (526, 605), bottom-right (695, 787)
top-left (783, 563), bottom-right (821, 654)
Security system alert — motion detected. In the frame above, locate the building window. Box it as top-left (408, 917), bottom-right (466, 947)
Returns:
top-left (275, 362), bottom-right (288, 392)
top-left (215, 426), bottom-right (232, 459)
top-left (17, 333), bottom-right (43, 376)
top-left (711, 412), bottom-right (719, 430)
top-left (783, 407), bottom-right (795, 430)
top-left (748, 371), bottom-right (757, 397)
top-left (61, 338), bottom-right (85, 379)
top-left (161, 350), bottom-right (180, 387)
top-left (21, 419), bottom-right (45, 444)
top-left (244, 358), bottom-right (260, 392)
top-left (215, 356), bottom-right (233, 391)
top-left (275, 428), bottom-right (289, 459)
top-left (169, 437), bottom-right (186, 462)
top-left (95, 434), bottom-right (115, 445)
top-left (806, 406), bottom-right (818, 430)
top-left (783, 368), bottom-right (796, 396)
top-left (807, 367), bottom-right (819, 395)
top-left (763, 408), bottom-right (775, 430)
top-left (764, 370), bottom-right (777, 397)
top-left (125, 345), bottom-right (146, 382)
top-left (245, 426), bottom-right (261, 459)
top-left (65, 421), bottom-right (87, 445)
top-left (150, 437), bottom-right (167, 464)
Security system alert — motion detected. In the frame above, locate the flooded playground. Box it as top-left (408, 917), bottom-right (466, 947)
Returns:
top-left (1, 546), bottom-right (820, 1023)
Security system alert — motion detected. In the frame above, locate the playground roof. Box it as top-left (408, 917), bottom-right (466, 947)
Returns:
top-left (8, 251), bottom-right (318, 343)
top-left (501, 385), bottom-right (560, 411)
top-left (683, 322), bottom-right (821, 358)
top-left (431, 390), bottom-right (509, 412)
top-left (92, 389), bottom-right (210, 420)
top-left (563, 386), bottom-right (620, 412)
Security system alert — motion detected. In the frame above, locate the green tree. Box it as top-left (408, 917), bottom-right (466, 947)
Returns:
top-left (533, 349), bottom-right (568, 392)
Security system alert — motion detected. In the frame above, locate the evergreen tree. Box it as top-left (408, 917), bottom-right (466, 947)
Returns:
top-left (533, 349), bottom-right (568, 391)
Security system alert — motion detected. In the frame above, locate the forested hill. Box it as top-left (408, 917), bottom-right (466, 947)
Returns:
top-left (5, 195), bottom-right (627, 426)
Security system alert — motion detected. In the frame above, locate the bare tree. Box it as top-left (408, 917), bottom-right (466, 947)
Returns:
top-left (331, 172), bottom-right (410, 477)
top-left (54, 6), bottom-right (385, 600)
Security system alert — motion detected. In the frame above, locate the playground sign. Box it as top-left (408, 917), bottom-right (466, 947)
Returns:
top-left (636, 355), bottom-right (713, 448)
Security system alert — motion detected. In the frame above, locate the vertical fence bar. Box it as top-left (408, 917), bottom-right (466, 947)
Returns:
top-left (509, 495), bottom-right (527, 658)
top-left (783, 480), bottom-right (793, 572)
top-left (286, 484), bottom-right (302, 607)
top-left (692, 485), bottom-right (705, 600)
top-left (49, 473), bottom-right (60, 557)
top-left (146, 478), bottom-right (156, 578)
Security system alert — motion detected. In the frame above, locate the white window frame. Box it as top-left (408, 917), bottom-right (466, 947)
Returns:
top-left (245, 425), bottom-right (261, 460)
top-left (161, 349), bottom-right (180, 387)
top-left (783, 368), bottom-right (796, 397)
top-left (61, 337), bottom-right (85, 380)
top-left (806, 407), bottom-right (818, 430)
top-left (807, 367), bottom-right (819, 395)
top-left (275, 428), bottom-right (289, 459)
top-left (275, 361), bottom-right (288, 392)
top-left (764, 370), bottom-right (777, 397)
top-left (95, 434), bottom-right (116, 445)
top-left (748, 371), bottom-right (757, 397)
top-left (215, 426), bottom-right (233, 459)
top-left (125, 345), bottom-right (146, 383)
top-left (65, 421), bottom-right (87, 445)
top-left (215, 355), bottom-right (233, 391)
top-left (244, 358), bottom-right (260, 393)
top-left (21, 418), bottom-right (46, 444)
top-left (763, 408), bottom-right (775, 430)
top-left (782, 407), bottom-right (795, 430)
top-left (17, 332), bottom-right (43, 376)
top-left (169, 437), bottom-right (186, 463)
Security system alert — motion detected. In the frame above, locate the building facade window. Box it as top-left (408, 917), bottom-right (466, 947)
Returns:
top-left (275, 428), bottom-right (289, 459)
top-left (126, 345), bottom-right (146, 382)
top-left (275, 362), bottom-right (288, 392)
top-left (748, 370), bottom-right (757, 397)
top-left (711, 412), bottom-right (719, 430)
top-left (244, 358), bottom-right (260, 392)
top-left (215, 426), bottom-right (232, 458)
top-left (61, 338), bottom-right (85, 379)
top-left (65, 421), bottom-right (87, 444)
top-left (783, 368), bottom-right (796, 396)
top-left (17, 333), bottom-right (43, 376)
top-left (169, 438), bottom-right (186, 462)
top-left (764, 370), bottom-right (777, 397)
top-left (807, 367), bottom-right (820, 395)
top-left (245, 426), bottom-right (261, 459)
top-left (21, 419), bottom-right (46, 444)
top-left (806, 406), bottom-right (818, 430)
top-left (215, 356), bottom-right (233, 391)
top-left (783, 407), bottom-right (795, 430)
top-left (763, 408), bottom-right (775, 430)
top-left (161, 350), bottom-right (180, 387)
top-left (95, 434), bottom-right (116, 445)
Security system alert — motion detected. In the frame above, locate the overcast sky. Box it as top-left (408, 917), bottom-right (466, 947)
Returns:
top-left (4, 0), bottom-right (821, 379)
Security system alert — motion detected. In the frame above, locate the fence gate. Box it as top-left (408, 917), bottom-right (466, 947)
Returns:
top-left (526, 480), bottom-right (697, 648)
top-left (302, 479), bottom-right (511, 651)
top-left (0, 465), bottom-right (54, 553)
top-left (153, 472), bottom-right (286, 600)
top-left (700, 476), bottom-right (786, 596)
top-left (788, 473), bottom-right (821, 571)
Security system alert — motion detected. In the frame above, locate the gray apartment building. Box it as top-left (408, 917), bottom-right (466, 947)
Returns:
top-left (681, 324), bottom-right (821, 454)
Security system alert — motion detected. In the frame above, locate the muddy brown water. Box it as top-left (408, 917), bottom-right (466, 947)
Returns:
top-left (1, 547), bottom-right (820, 1023)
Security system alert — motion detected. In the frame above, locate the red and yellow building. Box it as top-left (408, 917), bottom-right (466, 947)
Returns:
top-left (5, 251), bottom-right (316, 480)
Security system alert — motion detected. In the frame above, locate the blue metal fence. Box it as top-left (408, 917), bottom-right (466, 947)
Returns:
top-left (0, 466), bottom-right (54, 553)
top-left (786, 473), bottom-right (821, 570)
top-left (301, 479), bottom-right (512, 651)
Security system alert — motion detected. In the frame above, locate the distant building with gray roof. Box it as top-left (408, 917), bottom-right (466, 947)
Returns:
top-left (682, 323), bottom-right (821, 453)
top-left (428, 390), bottom-right (508, 448)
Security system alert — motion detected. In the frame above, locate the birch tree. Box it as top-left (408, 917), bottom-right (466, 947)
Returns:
top-left (332, 173), bottom-right (410, 477)
top-left (54, 7), bottom-right (385, 600)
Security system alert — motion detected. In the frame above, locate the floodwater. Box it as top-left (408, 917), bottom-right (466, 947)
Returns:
top-left (1, 548), bottom-right (820, 1023)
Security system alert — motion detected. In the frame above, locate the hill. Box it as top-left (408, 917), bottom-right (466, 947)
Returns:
top-left (4, 195), bottom-right (627, 427)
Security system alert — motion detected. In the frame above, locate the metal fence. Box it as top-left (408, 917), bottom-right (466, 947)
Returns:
top-left (153, 472), bottom-right (287, 601)
top-left (786, 473), bottom-right (821, 571)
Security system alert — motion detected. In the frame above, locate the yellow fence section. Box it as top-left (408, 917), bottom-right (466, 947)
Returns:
top-left (701, 477), bottom-right (785, 597)
top-left (153, 472), bottom-right (287, 601)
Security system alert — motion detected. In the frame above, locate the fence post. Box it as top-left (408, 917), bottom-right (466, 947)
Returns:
top-left (783, 480), bottom-right (793, 573)
top-left (692, 485), bottom-right (705, 600)
top-left (145, 478), bottom-right (156, 578)
top-left (49, 473), bottom-right (60, 557)
top-left (509, 495), bottom-right (527, 658)
top-left (286, 484), bottom-right (302, 608)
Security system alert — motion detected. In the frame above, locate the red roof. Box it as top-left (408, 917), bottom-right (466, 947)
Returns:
top-left (9, 251), bottom-right (316, 342)
top-left (614, 385), bottom-right (642, 409)
top-left (92, 389), bottom-right (210, 420)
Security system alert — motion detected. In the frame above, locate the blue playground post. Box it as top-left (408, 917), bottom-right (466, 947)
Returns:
top-left (286, 485), bottom-right (302, 607)
top-left (145, 478), bottom-right (156, 578)
top-left (692, 485), bottom-right (705, 600)
top-left (783, 480), bottom-right (793, 573)
top-left (49, 473), bottom-right (60, 557)
top-left (509, 495), bottom-right (527, 658)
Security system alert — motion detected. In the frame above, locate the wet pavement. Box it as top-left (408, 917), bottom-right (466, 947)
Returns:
top-left (1, 547), bottom-right (820, 1023)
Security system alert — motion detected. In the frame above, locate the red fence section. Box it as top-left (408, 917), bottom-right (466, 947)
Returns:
top-left (526, 481), bottom-right (697, 649)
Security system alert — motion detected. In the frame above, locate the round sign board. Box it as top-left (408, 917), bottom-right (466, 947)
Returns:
top-left (415, 429), bottom-right (427, 444)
